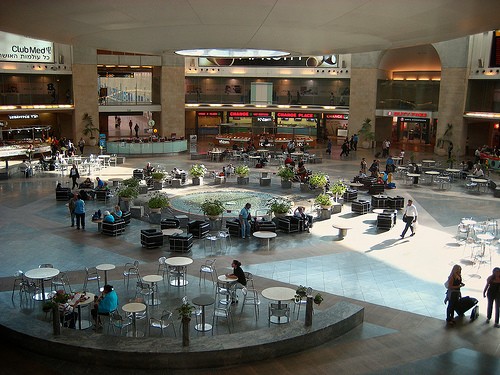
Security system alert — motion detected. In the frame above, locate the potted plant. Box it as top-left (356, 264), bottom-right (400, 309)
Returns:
top-left (147, 191), bottom-right (170, 213)
top-left (200, 198), bottom-right (225, 220)
top-left (358, 118), bottom-right (375, 148)
top-left (177, 302), bottom-right (195, 347)
top-left (151, 171), bottom-right (166, 190)
top-left (330, 180), bottom-right (347, 202)
top-left (295, 285), bottom-right (307, 300)
top-left (235, 165), bottom-right (249, 185)
top-left (82, 113), bottom-right (99, 146)
top-left (314, 293), bottom-right (323, 305)
top-left (122, 177), bottom-right (140, 188)
top-left (189, 164), bottom-right (207, 185)
top-left (117, 185), bottom-right (139, 200)
top-left (266, 197), bottom-right (292, 218)
top-left (314, 193), bottom-right (332, 209)
top-left (308, 172), bottom-right (329, 191)
top-left (277, 166), bottom-right (295, 188)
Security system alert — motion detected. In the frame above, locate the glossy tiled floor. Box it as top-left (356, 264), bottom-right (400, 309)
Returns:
top-left (0, 144), bottom-right (499, 374)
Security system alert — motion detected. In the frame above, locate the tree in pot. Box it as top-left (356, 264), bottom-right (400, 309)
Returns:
top-left (308, 171), bottom-right (329, 192)
top-left (330, 180), bottom-right (347, 202)
top-left (235, 165), bottom-right (249, 185)
top-left (177, 302), bottom-right (195, 347)
top-left (117, 185), bottom-right (139, 212)
top-left (200, 198), bottom-right (225, 220)
top-left (81, 113), bottom-right (99, 146)
top-left (277, 166), bottom-right (295, 188)
top-left (189, 164), bottom-right (207, 185)
top-left (147, 191), bottom-right (170, 213)
top-left (358, 118), bottom-right (375, 149)
top-left (151, 171), bottom-right (166, 182)
top-left (266, 197), bottom-right (292, 218)
top-left (314, 193), bottom-right (332, 209)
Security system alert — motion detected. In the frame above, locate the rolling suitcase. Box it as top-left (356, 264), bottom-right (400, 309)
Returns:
top-left (454, 296), bottom-right (478, 316)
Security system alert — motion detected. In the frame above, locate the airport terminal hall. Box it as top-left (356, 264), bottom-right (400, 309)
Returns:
top-left (1, 1), bottom-right (500, 374)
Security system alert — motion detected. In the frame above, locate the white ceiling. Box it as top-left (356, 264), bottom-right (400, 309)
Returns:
top-left (1, 0), bottom-right (500, 56)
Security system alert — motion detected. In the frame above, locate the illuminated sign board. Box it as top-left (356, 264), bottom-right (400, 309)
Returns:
top-left (199, 55), bottom-right (338, 68)
top-left (197, 112), bottom-right (220, 116)
top-left (229, 112), bottom-right (271, 117)
top-left (8, 114), bottom-right (39, 120)
top-left (0, 31), bottom-right (54, 63)
top-left (325, 114), bottom-right (349, 120)
top-left (401, 117), bottom-right (429, 123)
top-left (276, 112), bottom-right (316, 119)
top-left (387, 111), bottom-right (428, 118)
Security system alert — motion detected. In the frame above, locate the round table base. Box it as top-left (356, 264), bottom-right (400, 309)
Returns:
top-left (269, 316), bottom-right (290, 324)
top-left (126, 330), bottom-right (145, 338)
top-left (33, 292), bottom-right (54, 301)
top-left (195, 323), bottom-right (213, 332)
top-left (147, 299), bottom-right (161, 306)
top-left (170, 280), bottom-right (188, 287)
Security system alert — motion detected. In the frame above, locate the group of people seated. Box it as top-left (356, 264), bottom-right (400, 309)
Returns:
top-left (102, 205), bottom-right (123, 223)
top-left (460, 160), bottom-right (485, 179)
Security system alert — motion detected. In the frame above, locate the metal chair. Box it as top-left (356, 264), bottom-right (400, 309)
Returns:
top-left (268, 303), bottom-right (290, 326)
top-left (135, 281), bottom-right (154, 302)
top-left (217, 229), bottom-right (232, 252)
top-left (181, 296), bottom-right (202, 325)
top-left (109, 310), bottom-right (132, 336)
top-left (240, 287), bottom-right (260, 320)
top-left (157, 256), bottom-right (168, 278)
top-left (199, 259), bottom-right (217, 285)
top-left (213, 295), bottom-right (233, 334)
top-left (83, 267), bottom-right (101, 292)
top-left (149, 310), bottom-right (176, 337)
top-left (51, 272), bottom-right (73, 293)
top-left (244, 271), bottom-right (254, 289)
top-left (123, 261), bottom-right (140, 289)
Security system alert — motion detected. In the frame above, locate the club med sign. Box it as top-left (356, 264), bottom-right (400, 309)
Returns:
top-left (0, 31), bottom-right (54, 63)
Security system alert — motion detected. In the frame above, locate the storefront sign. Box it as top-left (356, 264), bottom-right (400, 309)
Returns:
top-left (387, 111), bottom-right (428, 118)
top-left (0, 31), bottom-right (54, 63)
top-left (256, 117), bottom-right (273, 122)
top-left (228, 111), bottom-right (271, 117)
top-left (197, 111), bottom-right (220, 116)
top-left (400, 117), bottom-right (429, 123)
top-left (199, 55), bottom-right (338, 67)
top-left (325, 114), bottom-right (349, 120)
top-left (276, 112), bottom-right (316, 119)
top-left (8, 114), bottom-right (39, 120)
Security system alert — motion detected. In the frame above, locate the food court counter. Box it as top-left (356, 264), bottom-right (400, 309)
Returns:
top-left (107, 140), bottom-right (187, 155)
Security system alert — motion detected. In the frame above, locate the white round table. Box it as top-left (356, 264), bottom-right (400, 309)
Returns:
top-left (25, 268), bottom-right (60, 301)
top-left (165, 257), bottom-right (193, 287)
top-left (421, 159), bottom-right (436, 167)
top-left (261, 287), bottom-right (296, 324)
top-left (96, 263), bottom-right (115, 285)
top-left (217, 274), bottom-right (238, 304)
top-left (75, 292), bottom-right (95, 330)
top-left (425, 170), bottom-right (440, 184)
top-left (142, 274), bottom-right (163, 306)
top-left (253, 231), bottom-right (277, 251)
top-left (122, 302), bottom-right (146, 337)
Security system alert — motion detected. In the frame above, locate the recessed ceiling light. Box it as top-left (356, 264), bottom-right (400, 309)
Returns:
top-left (175, 48), bottom-right (289, 58)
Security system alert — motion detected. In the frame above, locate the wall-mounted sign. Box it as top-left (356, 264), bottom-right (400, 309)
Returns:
top-left (0, 31), bottom-right (54, 63)
top-left (228, 111), bottom-right (271, 117)
top-left (197, 112), bottom-right (221, 116)
top-left (8, 114), bottom-right (39, 120)
top-left (199, 55), bottom-right (338, 68)
top-left (256, 117), bottom-right (273, 122)
top-left (325, 114), bottom-right (349, 120)
top-left (400, 117), bottom-right (429, 123)
top-left (387, 111), bottom-right (428, 118)
top-left (276, 112), bottom-right (317, 119)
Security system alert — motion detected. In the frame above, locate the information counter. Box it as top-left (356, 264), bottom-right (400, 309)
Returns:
top-left (107, 140), bottom-right (187, 155)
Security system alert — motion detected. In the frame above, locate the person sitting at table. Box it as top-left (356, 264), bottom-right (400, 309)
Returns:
top-left (353, 170), bottom-right (366, 182)
top-left (295, 161), bottom-right (308, 182)
top-left (79, 177), bottom-right (94, 189)
top-left (91, 284), bottom-right (118, 329)
top-left (294, 206), bottom-right (311, 232)
top-left (56, 290), bottom-right (84, 329)
top-left (284, 154), bottom-right (295, 168)
top-left (112, 205), bottom-right (122, 219)
top-left (95, 177), bottom-right (104, 189)
top-left (103, 210), bottom-right (115, 223)
top-left (144, 162), bottom-right (155, 176)
top-left (472, 164), bottom-right (485, 177)
top-left (226, 260), bottom-right (247, 303)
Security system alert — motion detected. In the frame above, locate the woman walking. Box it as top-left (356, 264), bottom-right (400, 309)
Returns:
top-left (445, 264), bottom-right (464, 326)
top-left (483, 267), bottom-right (500, 327)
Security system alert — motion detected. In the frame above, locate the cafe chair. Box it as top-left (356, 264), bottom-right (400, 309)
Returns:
top-left (168, 266), bottom-right (187, 288)
top-left (135, 281), bottom-right (154, 302)
top-left (244, 272), bottom-right (254, 289)
top-left (51, 272), bottom-right (73, 294)
top-left (240, 287), bottom-right (260, 320)
top-left (181, 296), bottom-right (202, 325)
top-left (268, 303), bottom-right (290, 326)
top-left (213, 296), bottom-right (233, 334)
top-left (199, 259), bottom-right (218, 285)
top-left (157, 256), bottom-right (168, 278)
top-left (12, 270), bottom-right (38, 301)
top-left (293, 287), bottom-right (312, 319)
top-left (123, 261), bottom-right (140, 289)
top-left (160, 218), bottom-right (180, 229)
top-left (83, 267), bottom-right (100, 293)
top-left (215, 281), bottom-right (232, 305)
top-left (149, 310), bottom-right (176, 337)
top-left (109, 310), bottom-right (132, 336)
top-left (140, 229), bottom-right (163, 248)
top-left (217, 229), bottom-right (232, 251)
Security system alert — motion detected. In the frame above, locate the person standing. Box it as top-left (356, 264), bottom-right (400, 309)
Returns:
top-left (134, 123), bottom-right (140, 138)
top-left (400, 199), bottom-right (417, 238)
top-left (128, 119), bottom-right (133, 135)
top-left (326, 139), bottom-right (332, 156)
top-left (445, 265), bottom-right (464, 326)
top-left (483, 267), bottom-right (500, 327)
top-left (69, 164), bottom-right (80, 189)
top-left (78, 138), bottom-right (85, 155)
top-left (448, 141), bottom-right (454, 159)
top-left (68, 193), bottom-right (77, 227)
top-left (360, 158), bottom-right (367, 174)
top-left (239, 203), bottom-right (252, 239)
top-left (74, 194), bottom-right (86, 230)
top-left (353, 133), bottom-right (359, 151)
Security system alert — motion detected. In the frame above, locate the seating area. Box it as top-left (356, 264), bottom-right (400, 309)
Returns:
top-left (140, 229), bottom-right (163, 248)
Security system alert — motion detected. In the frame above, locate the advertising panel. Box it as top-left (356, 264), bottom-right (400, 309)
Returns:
top-left (0, 31), bottom-right (54, 63)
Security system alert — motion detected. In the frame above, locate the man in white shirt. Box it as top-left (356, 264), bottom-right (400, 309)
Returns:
top-left (401, 199), bottom-right (418, 238)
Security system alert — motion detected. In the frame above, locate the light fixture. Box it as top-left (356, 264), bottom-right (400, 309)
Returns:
top-left (175, 48), bottom-right (289, 58)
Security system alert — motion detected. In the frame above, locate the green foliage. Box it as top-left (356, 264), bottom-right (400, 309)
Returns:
top-left (177, 302), bottom-right (195, 321)
top-left (148, 191), bottom-right (170, 209)
top-left (235, 165), bottom-right (249, 177)
top-left (81, 113), bottom-right (99, 139)
top-left (117, 185), bottom-right (139, 199)
top-left (266, 197), bottom-right (292, 214)
top-left (151, 171), bottom-right (166, 181)
top-left (330, 180), bottom-right (347, 196)
top-left (314, 293), bottom-right (323, 305)
top-left (308, 172), bottom-right (328, 189)
top-left (296, 285), bottom-right (307, 297)
top-left (189, 164), bottom-right (207, 178)
top-left (314, 193), bottom-right (332, 207)
top-left (200, 198), bottom-right (225, 216)
top-left (277, 166), bottom-right (295, 181)
top-left (122, 177), bottom-right (139, 188)
top-left (358, 118), bottom-right (375, 141)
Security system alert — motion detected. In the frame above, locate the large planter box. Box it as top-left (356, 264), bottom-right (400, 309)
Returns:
top-left (320, 208), bottom-right (331, 220)
top-left (281, 180), bottom-right (292, 189)
top-left (153, 181), bottom-right (163, 190)
top-left (237, 176), bottom-right (249, 185)
top-left (192, 177), bottom-right (202, 185)
top-left (331, 202), bottom-right (342, 214)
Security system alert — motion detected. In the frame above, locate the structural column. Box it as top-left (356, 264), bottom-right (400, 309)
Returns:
top-left (159, 53), bottom-right (185, 139)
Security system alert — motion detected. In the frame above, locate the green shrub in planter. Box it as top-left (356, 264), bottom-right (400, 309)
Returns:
top-left (277, 166), bottom-right (295, 181)
top-left (147, 191), bottom-right (170, 209)
top-left (118, 185), bottom-right (139, 199)
top-left (151, 171), bottom-right (166, 181)
top-left (200, 198), bottom-right (225, 216)
top-left (189, 164), bottom-right (207, 178)
top-left (309, 171), bottom-right (328, 190)
top-left (266, 197), bottom-right (292, 215)
top-left (314, 193), bottom-right (332, 207)
top-left (235, 165), bottom-right (249, 177)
